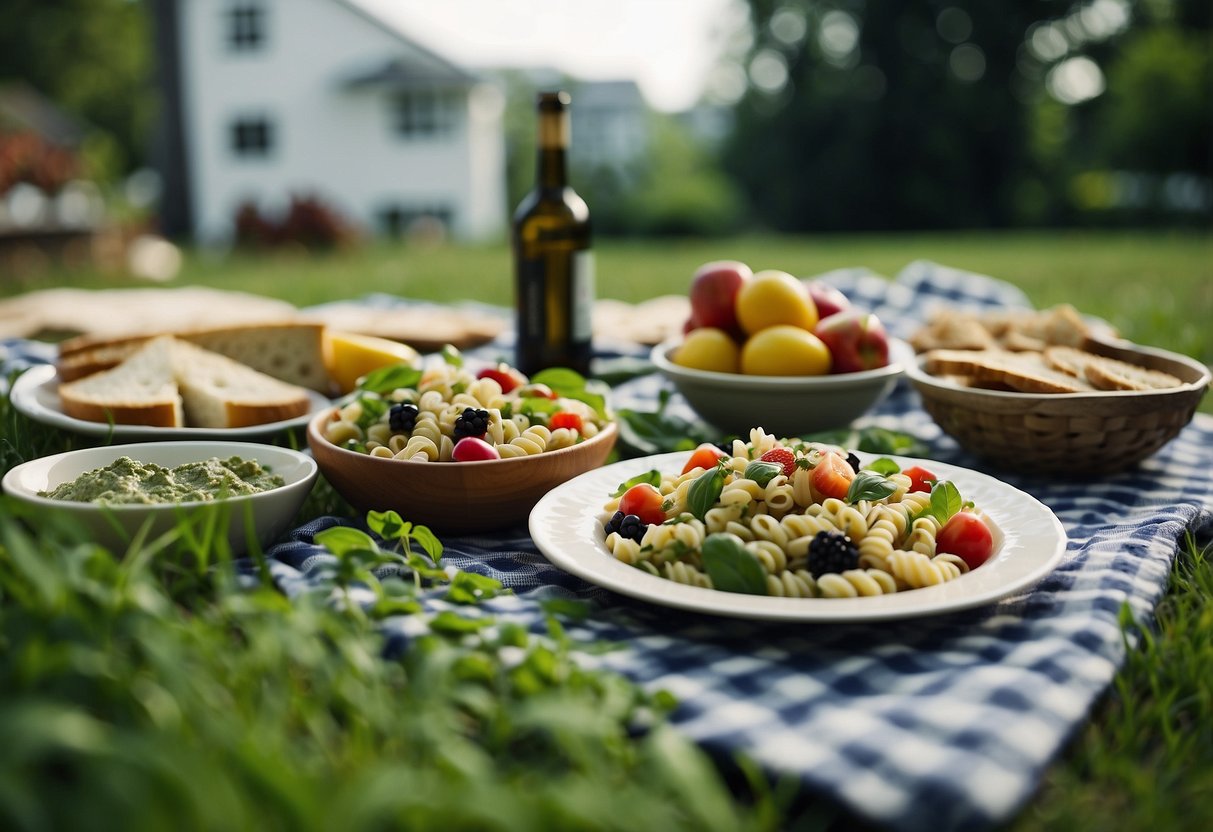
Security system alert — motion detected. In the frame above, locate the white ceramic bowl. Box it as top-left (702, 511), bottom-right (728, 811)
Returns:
top-left (2, 441), bottom-right (318, 555)
top-left (651, 337), bottom-right (912, 437)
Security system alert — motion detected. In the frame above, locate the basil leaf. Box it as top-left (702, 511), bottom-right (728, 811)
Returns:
top-left (805, 427), bottom-right (928, 457)
top-left (367, 509), bottom-right (407, 541)
top-left (687, 467), bottom-right (726, 521)
top-left (409, 525), bottom-right (444, 563)
top-left (359, 364), bottom-right (422, 394)
top-left (531, 367), bottom-right (588, 394)
top-left (929, 480), bottom-right (963, 523)
top-left (612, 469), bottom-right (662, 497)
top-left (440, 344), bottom-right (464, 367)
top-left (354, 395), bottom-right (390, 428)
top-left (615, 393), bottom-right (719, 457)
top-left (701, 533), bottom-right (768, 596)
top-left (314, 526), bottom-right (379, 559)
top-left (846, 470), bottom-right (898, 504)
top-left (743, 460), bottom-right (783, 487)
top-left (864, 457), bottom-right (901, 476)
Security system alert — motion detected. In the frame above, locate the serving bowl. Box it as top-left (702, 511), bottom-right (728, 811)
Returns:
top-left (650, 337), bottom-right (913, 437)
top-left (906, 338), bottom-right (1211, 475)
top-left (1, 441), bottom-right (318, 554)
top-left (307, 409), bottom-right (618, 534)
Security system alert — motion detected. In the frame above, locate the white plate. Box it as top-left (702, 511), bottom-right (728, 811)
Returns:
top-left (10, 363), bottom-right (331, 441)
top-left (530, 451), bottom-right (1066, 622)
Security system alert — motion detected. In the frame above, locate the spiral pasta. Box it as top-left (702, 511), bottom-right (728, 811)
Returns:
top-left (321, 354), bottom-right (609, 462)
top-left (601, 433), bottom-right (995, 600)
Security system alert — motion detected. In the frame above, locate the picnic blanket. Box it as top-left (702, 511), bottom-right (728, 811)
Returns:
top-left (6, 261), bottom-right (1211, 831)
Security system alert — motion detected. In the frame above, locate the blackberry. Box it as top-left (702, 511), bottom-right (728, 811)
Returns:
top-left (807, 530), bottom-right (860, 577)
top-left (453, 407), bottom-right (491, 439)
top-left (388, 403), bottom-right (419, 433)
top-left (845, 452), bottom-right (861, 474)
top-left (604, 511), bottom-right (647, 543)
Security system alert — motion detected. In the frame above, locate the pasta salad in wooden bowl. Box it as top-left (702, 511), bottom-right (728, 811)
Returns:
top-left (307, 351), bottom-right (616, 533)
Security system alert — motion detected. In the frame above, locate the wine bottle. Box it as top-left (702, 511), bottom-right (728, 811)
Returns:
top-left (512, 90), bottom-right (594, 377)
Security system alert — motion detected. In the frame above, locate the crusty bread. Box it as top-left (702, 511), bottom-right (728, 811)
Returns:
top-left (57, 322), bottom-right (332, 393)
top-left (924, 349), bottom-right (1095, 394)
top-left (1043, 346), bottom-right (1182, 391)
top-left (58, 337), bottom-right (312, 429)
top-left (58, 336), bottom-right (185, 427)
top-left (169, 339), bottom-right (311, 428)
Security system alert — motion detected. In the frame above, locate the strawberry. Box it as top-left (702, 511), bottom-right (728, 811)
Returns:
top-left (759, 447), bottom-right (797, 478)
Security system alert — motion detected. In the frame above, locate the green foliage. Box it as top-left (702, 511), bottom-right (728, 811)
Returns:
top-left (0, 501), bottom-right (780, 831)
top-left (1013, 534), bottom-right (1213, 831)
top-left (0, 0), bottom-right (153, 177)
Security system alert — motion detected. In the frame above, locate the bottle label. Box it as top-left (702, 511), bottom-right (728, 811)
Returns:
top-left (572, 250), bottom-right (594, 342)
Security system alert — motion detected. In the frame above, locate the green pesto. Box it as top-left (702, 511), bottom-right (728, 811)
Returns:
top-left (41, 456), bottom-right (284, 505)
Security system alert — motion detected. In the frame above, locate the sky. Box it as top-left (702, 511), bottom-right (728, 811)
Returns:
top-left (353, 0), bottom-right (746, 112)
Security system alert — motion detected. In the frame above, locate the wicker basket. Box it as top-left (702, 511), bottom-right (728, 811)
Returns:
top-left (907, 338), bottom-right (1211, 475)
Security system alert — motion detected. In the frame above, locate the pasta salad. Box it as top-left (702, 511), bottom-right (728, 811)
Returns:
top-left (319, 349), bottom-right (609, 462)
top-left (600, 428), bottom-right (996, 597)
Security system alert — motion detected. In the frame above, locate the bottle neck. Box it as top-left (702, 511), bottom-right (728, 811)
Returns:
top-left (535, 109), bottom-right (570, 191)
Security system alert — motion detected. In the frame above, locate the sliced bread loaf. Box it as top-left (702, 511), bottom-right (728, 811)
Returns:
top-left (57, 322), bottom-right (332, 393)
top-left (58, 336), bottom-right (184, 427)
top-left (169, 339), bottom-right (312, 428)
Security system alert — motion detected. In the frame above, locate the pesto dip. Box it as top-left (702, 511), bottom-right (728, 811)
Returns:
top-left (40, 455), bottom-right (285, 505)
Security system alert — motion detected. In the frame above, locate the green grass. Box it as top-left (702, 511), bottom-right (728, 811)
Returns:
top-left (3, 228), bottom-right (1212, 828)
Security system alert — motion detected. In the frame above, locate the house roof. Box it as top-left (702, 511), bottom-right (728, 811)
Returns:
top-left (336, 0), bottom-right (479, 89)
top-left (0, 82), bottom-right (87, 146)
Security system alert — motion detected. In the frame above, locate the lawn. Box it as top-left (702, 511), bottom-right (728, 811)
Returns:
top-left (2, 228), bottom-right (1211, 830)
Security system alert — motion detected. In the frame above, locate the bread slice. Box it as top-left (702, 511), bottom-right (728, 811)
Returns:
top-left (58, 336), bottom-right (184, 427)
top-left (1043, 346), bottom-right (1183, 391)
top-left (924, 349), bottom-right (1095, 393)
top-left (57, 322), bottom-right (332, 393)
top-left (169, 339), bottom-right (312, 428)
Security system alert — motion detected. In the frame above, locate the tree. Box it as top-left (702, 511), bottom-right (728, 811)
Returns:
top-left (0, 0), bottom-right (154, 179)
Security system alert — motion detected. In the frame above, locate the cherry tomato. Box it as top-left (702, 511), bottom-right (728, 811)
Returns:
top-left (681, 443), bottom-right (728, 475)
top-left (902, 465), bottom-right (938, 494)
top-left (550, 411), bottom-right (584, 432)
top-left (518, 383), bottom-right (557, 400)
top-left (477, 365), bottom-right (526, 394)
top-left (810, 451), bottom-right (855, 501)
top-left (937, 511), bottom-right (995, 570)
top-left (452, 436), bottom-right (501, 462)
top-left (618, 483), bottom-right (666, 526)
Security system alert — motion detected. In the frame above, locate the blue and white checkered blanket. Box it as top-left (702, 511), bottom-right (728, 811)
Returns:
top-left (6, 261), bottom-right (1210, 831)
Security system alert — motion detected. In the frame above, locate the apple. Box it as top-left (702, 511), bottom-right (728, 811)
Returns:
top-left (813, 310), bottom-right (890, 374)
top-left (689, 260), bottom-right (752, 334)
top-left (804, 281), bottom-right (851, 320)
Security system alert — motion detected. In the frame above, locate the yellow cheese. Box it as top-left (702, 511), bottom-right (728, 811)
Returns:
top-left (324, 330), bottom-right (420, 393)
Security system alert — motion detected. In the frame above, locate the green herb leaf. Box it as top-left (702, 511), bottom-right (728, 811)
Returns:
top-left (845, 470), bottom-right (898, 503)
top-left (410, 525), bottom-right (444, 563)
top-left (445, 572), bottom-right (504, 604)
top-left (359, 364), bottom-right (422, 394)
top-left (540, 598), bottom-right (591, 620)
top-left (701, 533), bottom-right (768, 596)
top-left (531, 367), bottom-right (588, 393)
top-left (864, 457), bottom-right (901, 476)
top-left (367, 509), bottom-right (406, 541)
top-left (805, 426), bottom-right (928, 457)
top-left (428, 611), bottom-right (492, 635)
top-left (743, 460), bottom-right (783, 487)
top-left (614, 390), bottom-right (721, 457)
top-left (354, 395), bottom-right (389, 428)
top-left (314, 526), bottom-right (379, 559)
top-left (687, 466), bottom-right (726, 521)
top-left (440, 344), bottom-right (464, 367)
top-left (929, 480), bottom-right (963, 523)
top-left (611, 469), bottom-right (662, 497)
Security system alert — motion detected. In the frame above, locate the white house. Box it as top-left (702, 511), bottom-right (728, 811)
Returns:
top-left (153, 0), bottom-right (506, 243)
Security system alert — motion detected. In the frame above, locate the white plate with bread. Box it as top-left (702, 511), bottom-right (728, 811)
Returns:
top-left (12, 362), bottom-right (332, 440)
top-left (12, 321), bottom-right (337, 440)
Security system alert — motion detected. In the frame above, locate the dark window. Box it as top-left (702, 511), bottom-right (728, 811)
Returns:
top-left (231, 117), bottom-right (273, 157)
top-left (227, 3), bottom-right (264, 51)
top-left (392, 91), bottom-right (457, 139)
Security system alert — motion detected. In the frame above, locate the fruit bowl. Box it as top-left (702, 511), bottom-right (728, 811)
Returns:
top-left (307, 408), bottom-right (618, 534)
top-left (651, 337), bottom-right (913, 437)
top-left (1, 441), bottom-right (318, 555)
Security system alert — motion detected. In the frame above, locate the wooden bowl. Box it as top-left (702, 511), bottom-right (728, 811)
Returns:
top-left (907, 338), bottom-right (1210, 475)
top-left (307, 409), bottom-right (618, 534)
